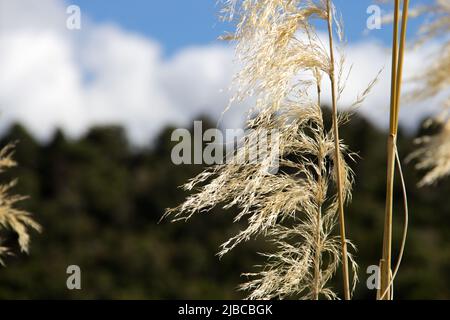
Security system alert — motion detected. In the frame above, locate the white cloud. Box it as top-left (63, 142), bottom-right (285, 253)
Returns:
top-left (0, 0), bottom-right (237, 145)
top-left (341, 40), bottom-right (444, 132)
top-left (0, 0), bottom-right (444, 145)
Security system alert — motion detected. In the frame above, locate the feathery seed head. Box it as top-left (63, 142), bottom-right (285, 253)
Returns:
top-left (0, 145), bottom-right (41, 265)
top-left (167, 0), bottom-right (360, 299)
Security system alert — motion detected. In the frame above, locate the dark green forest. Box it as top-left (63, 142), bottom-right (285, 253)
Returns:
top-left (0, 111), bottom-right (449, 299)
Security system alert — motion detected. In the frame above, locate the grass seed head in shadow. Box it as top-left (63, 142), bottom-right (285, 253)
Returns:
top-left (0, 144), bottom-right (41, 265)
top-left (407, 0), bottom-right (450, 186)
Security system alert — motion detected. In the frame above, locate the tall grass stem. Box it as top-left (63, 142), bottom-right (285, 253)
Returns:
top-left (326, 0), bottom-right (351, 301)
top-left (380, 0), bottom-right (409, 300)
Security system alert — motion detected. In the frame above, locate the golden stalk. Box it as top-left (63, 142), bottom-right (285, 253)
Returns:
top-left (326, 0), bottom-right (351, 301)
top-left (379, 0), bottom-right (409, 300)
top-left (313, 74), bottom-right (323, 301)
top-left (313, 148), bottom-right (323, 300)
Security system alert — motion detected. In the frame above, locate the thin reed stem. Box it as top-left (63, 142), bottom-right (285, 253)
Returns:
top-left (380, 0), bottom-right (409, 300)
top-left (317, 82), bottom-right (322, 108)
top-left (326, 0), bottom-right (351, 301)
top-left (313, 150), bottom-right (323, 300)
top-left (313, 78), bottom-right (323, 301)
top-left (379, 148), bottom-right (409, 300)
top-left (380, 0), bottom-right (400, 301)
top-left (395, 0), bottom-right (410, 123)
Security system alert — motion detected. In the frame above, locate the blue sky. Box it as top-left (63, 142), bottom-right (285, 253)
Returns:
top-left (67, 0), bottom-right (232, 55)
top-left (66, 0), bottom-right (431, 55)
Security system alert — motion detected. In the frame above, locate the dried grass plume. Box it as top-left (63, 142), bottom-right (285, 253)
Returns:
top-left (165, 0), bottom-right (370, 299)
top-left (407, 0), bottom-right (450, 186)
top-left (0, 144), bottom-right (41, 265)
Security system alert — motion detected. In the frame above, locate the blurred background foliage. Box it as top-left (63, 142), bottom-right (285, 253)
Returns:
top-left (0, 110), bottom-right (448, 299)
